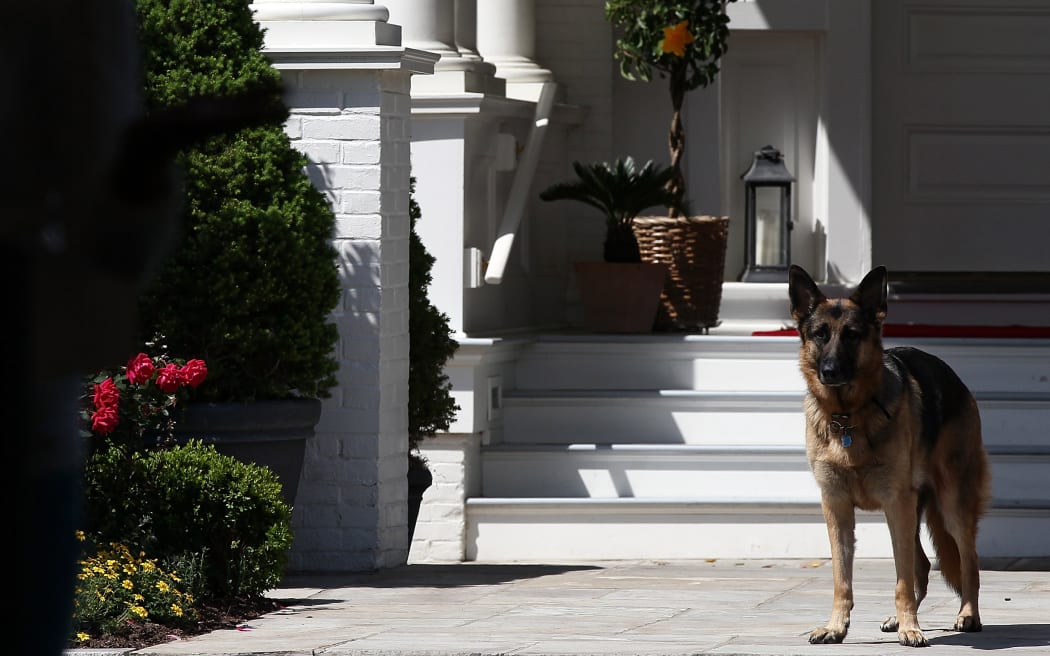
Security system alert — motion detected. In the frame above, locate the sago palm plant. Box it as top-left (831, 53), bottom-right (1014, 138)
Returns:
top-left (539, 157), bottom-right (686, 262)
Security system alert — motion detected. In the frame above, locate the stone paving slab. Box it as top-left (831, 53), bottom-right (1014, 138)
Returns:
top-left (70, 559), bottom-right (1050, 656)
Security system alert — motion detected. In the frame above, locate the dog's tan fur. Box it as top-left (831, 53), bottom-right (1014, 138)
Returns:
top-left (789, 265), bottom-right (991, 647)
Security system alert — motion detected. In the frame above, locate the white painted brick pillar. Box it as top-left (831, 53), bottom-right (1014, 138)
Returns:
top-left (250, 0), bottom-right (438, 572)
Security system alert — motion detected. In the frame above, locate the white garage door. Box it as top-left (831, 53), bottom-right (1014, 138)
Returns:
top-left (872, 0), bottom-right (1050, 273)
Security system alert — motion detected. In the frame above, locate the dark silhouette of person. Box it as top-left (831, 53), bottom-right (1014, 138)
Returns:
top-left (2, 2), bottom-right (286, 650)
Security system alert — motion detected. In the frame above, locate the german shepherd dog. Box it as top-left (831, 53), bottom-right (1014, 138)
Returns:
top-left (788, 265), bottom-right (990, 647)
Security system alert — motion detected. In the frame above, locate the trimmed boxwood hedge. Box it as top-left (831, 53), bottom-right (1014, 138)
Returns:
top-left (134, 0), bottom-right (340, 402)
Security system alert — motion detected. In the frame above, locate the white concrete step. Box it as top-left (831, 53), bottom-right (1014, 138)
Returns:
top-left (501, 388), bottom-right (1050, 450)
top-left (479, 444), bottom-right (1050, 508)
top-left (464, 498), bottom-right (1049, 561)
top-left (514, 335), bottom-right (803, 392)
top-left (481, 444), bottom-right (817, 500)
top-left (501, 390), bottom-right (805, 445)
top-left (512, 334), bottom-right (1050, 395)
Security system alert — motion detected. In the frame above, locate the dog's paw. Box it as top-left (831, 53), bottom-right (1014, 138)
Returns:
top-left (881, 616), bottom-right (898, 632)
top-left (809, 626), bottom-right (847, 644)
top-left (897, 628), bottom-right (929, 647)
top-left (954, 614), bottom-right (982, 632)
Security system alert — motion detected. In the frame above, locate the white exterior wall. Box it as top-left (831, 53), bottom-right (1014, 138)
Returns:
top-left (535, 0), bottom-right (875, 287)
top-left (535, 0), bottom-right (613, 271)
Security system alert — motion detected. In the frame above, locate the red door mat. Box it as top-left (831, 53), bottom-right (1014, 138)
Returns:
top-left (752, 325), bottom-right (1050, 338)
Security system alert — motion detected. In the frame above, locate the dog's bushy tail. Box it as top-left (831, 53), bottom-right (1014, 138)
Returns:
top-left (924, 444), bottom-right (991, 596)
top-left (924, 500), bottom-right (962, 594)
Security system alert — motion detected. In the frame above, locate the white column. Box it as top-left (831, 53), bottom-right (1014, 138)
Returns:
top-left (385, 0), bottom-right (501, 94)
top-left (454, 0), bottom-right (481, 61)
top-left (476, 0), bottom-right (553, 102)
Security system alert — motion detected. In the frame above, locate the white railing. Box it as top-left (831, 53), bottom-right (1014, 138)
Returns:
top-left (483, 81), bottom-right (557, 284)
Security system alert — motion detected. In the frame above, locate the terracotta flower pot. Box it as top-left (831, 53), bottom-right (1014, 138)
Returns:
top-left (574, 261), bottom-right (669, 333)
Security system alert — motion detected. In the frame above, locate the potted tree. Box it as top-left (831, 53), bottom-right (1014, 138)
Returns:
top-left (539, 157), bottom-right (684, 333)
top-left (606, 0), bottom-right (736, 332)
top-left (135, 0), bottom-right (340, 506)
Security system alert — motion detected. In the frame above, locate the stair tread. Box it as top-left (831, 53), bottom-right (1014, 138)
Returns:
top-left (504, 388), bottom-right (1050, 402)
top-left (483, 443), bottom-right (1050, 456)
top-left (467, 497), bottom-right (1050, 511)
top-left (504, 389), bottom-right (803, 398)
top-left (483, 443), bottom-right (805, 453)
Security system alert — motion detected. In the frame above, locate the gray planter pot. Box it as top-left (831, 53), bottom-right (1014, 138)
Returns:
top-left (407, 453), bottom-right (433, 543)
top-left (174, 398), bottom-right (322, 506)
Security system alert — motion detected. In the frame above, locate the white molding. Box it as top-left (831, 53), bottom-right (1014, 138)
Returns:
top-left (261, 47), bottom-right (439, 72)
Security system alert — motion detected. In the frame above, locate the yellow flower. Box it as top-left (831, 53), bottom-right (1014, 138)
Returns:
top-left (133, 593), bottom-right (145, 602)
top-left (156, 580), bottom-right (171, 593)
top-left (74, 530), bottom-right (86, 542)
top-left (122, 579), bottom-right (134, 590)
top-left (130, 605), bottom-right (149, 619)
top-left (171, 603), bottom-right (184, 617)
top-left (76, 632), bottom-right (90, 642)
top-left (142, 561), bottom-right (157, 573)
top-left (661, 20), bottom-right (695, 57)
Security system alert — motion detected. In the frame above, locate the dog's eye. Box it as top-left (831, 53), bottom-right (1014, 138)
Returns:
top-left (841, 327), bottom-right (860, 341)
top-left (812, 325), bottom-right (829, 341)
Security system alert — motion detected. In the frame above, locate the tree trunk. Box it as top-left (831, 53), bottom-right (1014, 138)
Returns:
top-left (667, 63), bottom-right (688, 217)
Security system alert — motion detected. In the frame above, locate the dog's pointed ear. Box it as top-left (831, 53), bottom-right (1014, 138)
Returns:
top-left (851, 266), bottom-right (888, 323)
top-left (789, 264), bottom-right (825, 324)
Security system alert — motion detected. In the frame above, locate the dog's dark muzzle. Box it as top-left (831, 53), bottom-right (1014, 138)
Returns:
top-left (818, 356), bottom-right (852, 387)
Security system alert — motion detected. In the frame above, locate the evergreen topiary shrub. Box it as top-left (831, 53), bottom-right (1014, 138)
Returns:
top-left (82, 442), bottom-right (293, 600)
top-left (134, 0), bottom-right (340, 402)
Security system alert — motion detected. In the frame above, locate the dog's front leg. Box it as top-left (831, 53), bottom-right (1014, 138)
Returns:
top-left (884, 496), bottom-right (928, 647)
top-left (810, 494), bottom-right (856, 644)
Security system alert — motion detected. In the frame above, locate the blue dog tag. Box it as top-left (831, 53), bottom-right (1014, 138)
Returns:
top-left (840, 434), bottom-right (852, 448)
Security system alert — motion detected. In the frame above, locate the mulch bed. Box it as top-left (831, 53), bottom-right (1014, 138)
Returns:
top-left (68, 596), bottom-right (286, 650)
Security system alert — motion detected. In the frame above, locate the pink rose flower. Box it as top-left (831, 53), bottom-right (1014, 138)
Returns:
top-left (91, 406), bottom-right (119, 435)
top-left (125, 352), bottom-right (156, 385)
top-left (180, 359), bottom-right (208, 389)
top-left (92, 378), bottom-right (120, 411)
top-left (156, 363), bottom-right (184, 393)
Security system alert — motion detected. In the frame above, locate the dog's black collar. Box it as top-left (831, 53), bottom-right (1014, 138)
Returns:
top-left (828, 414), bottom-right (855, 447)
top-left (827, 399), bottom-right (892, 448)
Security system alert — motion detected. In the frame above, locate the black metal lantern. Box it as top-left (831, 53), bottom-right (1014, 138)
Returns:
top-left (739, 145), bottom-right (795, 282)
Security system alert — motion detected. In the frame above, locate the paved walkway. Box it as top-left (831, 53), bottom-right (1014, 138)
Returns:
top-left (81, 559), bottom-right (1049, 656)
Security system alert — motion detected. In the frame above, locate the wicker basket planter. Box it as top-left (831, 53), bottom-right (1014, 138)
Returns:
top-left (633, 215), bottom-right (730, 333)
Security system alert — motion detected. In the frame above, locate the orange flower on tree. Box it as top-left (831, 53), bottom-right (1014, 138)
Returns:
top-left (661, 20), bottom-right (694, 57)
top-left (608, 1), bottom-right (736, 214)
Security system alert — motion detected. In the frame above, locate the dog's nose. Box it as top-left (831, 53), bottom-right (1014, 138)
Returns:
top-left (820, 360), bottom-right (847, 386)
